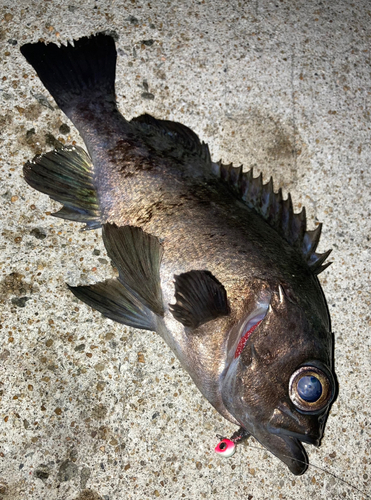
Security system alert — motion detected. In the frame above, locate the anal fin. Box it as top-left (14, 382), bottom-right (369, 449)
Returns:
top-left (68, 279), bottom-right (157, 331)
top-left (102, 224), bottom-right (164, 316)
top-left (170, 270), bottom-right (230, 329)
top-left (23, 146), bottom-right (100, 230)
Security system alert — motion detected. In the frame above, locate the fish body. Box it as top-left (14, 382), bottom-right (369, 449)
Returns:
top-left (20, 34), bottom-right (336, 475)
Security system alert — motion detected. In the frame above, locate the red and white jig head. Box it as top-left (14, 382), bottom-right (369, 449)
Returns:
top-left (214, 438), bottom-right (236, 458)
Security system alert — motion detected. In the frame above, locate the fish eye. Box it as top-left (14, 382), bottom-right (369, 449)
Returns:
top-left (289, 365), bottom-right (334, 413)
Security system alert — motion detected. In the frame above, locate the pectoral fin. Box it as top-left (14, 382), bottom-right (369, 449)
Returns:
top-left (68, 279), bottom-right (157, 331)
top-left (169, 270), bottom-right (230, 329)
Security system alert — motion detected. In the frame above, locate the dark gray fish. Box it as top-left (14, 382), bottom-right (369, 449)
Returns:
top-left (20, 33), bottom-right (336, 475)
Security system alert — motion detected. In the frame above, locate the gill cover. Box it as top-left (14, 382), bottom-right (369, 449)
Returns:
top-left (221, 284), bottom-right (336, 475)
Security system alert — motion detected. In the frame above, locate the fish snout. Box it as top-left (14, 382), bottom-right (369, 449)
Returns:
top-left (268, 404), bottom-right (324, 446)
top-left (297, 431), bottom-right (320, 447)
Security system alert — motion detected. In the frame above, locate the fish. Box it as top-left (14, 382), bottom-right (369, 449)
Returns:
top-left (20, 33), bottom-right (336, 476)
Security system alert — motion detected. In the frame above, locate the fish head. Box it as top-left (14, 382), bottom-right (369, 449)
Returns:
top-left (221, 282), bottom-right (337, 475)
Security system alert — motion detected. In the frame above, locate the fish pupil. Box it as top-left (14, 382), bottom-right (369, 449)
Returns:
top-left (219, 442), bottom-right (227, 450)
top-left (297, 375), bottom-right (322, 402)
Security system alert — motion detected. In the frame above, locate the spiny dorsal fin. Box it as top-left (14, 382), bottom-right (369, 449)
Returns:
top-left (212, 162), bottom-right (331, 274)
top-left (23, 146), bottom-right (100, 230)
top-left (102, 223), bottom-right (164, 316)
top-left (169, 270), bottom-right (230, 329)
top-left (131, 113), bottom-right (211, 164)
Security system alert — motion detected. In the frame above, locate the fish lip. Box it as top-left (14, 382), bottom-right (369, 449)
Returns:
top-left (268, 404), bottom-right (322, 447)
top-left (297, 434), bottom-right (320, 446)
top-left (277, 428), bottom-right (320, 447)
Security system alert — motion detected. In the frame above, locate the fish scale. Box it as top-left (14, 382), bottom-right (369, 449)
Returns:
top-left (21, 32), bottom-right (335, 476)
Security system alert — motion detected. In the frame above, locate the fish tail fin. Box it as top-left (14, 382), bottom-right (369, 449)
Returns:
top-left (20, 33), bottom-right (117, 117)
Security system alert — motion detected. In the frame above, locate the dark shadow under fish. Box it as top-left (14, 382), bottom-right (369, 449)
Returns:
top-left (20, 33), bottom-right (336, 475)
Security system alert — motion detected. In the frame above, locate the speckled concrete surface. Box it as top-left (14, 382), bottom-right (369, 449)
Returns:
top-left (0, 1), bottom-right (370, 499)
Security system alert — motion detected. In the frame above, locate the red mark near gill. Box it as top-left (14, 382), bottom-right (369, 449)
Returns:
top-left (234, 320), bottom-right (262, 359)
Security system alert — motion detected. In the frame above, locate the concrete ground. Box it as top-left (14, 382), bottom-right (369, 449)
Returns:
top-left (0, 0), bottom-right (370, 499)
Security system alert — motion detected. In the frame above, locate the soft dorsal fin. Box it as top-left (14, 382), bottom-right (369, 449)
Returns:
top-left (211, 162), bottom-right (332, 275)
top-left (131, 113), bottom-right (211, 164)
top-left (169, 270), bottom-right (230, 329)
top-left (23, 146), bottom-right (100, 230)
top-left (102, 223), bottom-right (164, 316)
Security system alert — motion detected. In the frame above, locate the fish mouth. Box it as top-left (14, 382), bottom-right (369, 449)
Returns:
top-left (298, 434), bottom-right (320, 446)
top-left (268, 404), bottom-right (323, 450)
top-left (282, 430), bottom-right (320, 447)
